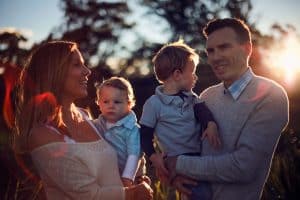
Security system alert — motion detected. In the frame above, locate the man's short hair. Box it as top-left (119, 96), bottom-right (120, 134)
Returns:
top-left (203, 18), bottom-right (251, 44)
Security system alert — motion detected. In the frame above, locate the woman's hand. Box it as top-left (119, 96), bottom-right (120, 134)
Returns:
top-left (122, 177), bottom-right (133, 187)
top-left (135, 175), bottom-right (152, 185)
top-left (125, 181), bottom-right (153, 200)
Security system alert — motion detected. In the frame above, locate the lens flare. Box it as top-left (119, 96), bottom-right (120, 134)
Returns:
top-left (261, 32), bottom-right (300, 89)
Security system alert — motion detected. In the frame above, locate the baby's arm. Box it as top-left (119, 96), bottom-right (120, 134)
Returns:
top-left (122, 126), bottom-right (141, 186)
top-left (194, 102), bottom-right (221, 149)
top-left (122, 155), bottom-right (139, 186)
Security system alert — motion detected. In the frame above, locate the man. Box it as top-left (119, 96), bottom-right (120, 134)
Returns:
top-left (165, 18), bottom-right (289, 200)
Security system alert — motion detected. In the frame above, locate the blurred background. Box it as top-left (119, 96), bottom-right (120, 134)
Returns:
top-left (1, 0), bottom-right (300, 199)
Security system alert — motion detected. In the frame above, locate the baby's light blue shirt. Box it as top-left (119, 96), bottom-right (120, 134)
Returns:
top-left (93, 111), bottom-right (141, 173)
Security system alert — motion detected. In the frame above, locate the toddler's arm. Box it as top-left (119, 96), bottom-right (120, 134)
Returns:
top-left (140, 125), bottom-right (156, 157)
top-left (194, 102), bottom-right (221, 149)
top-left (194, 102), bottom-right (216, 129)
top-left (140, 125), bottom-right (169, 183)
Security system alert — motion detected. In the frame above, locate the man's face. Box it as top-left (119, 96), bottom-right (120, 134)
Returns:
top-left (206, 27), bottom-right (250, 87)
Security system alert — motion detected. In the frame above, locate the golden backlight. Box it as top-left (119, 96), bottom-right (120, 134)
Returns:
top-left (262, 32), bottom-right (300, 88)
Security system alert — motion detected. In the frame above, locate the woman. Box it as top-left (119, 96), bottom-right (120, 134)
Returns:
top-left (14, 41), bottom-right (153, 200)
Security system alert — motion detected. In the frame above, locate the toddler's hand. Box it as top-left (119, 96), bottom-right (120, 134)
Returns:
top-left (202, 121), bottom-right (221, 149)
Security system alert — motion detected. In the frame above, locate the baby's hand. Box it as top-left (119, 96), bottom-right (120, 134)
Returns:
top-left (122, 177), bottom-right (133, 187)
top-left (202, 121), bottom-right (221, 149)
top-left (149, 153), bottom-right (169, 183)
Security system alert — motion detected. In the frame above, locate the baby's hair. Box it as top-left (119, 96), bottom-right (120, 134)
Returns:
top-left (95, 76), bottom-right (135, 108)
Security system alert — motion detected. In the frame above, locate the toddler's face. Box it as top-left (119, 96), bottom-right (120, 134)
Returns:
top-left (177, 57), bottom-right (198, 91)
top-left (96, 86), bottom-right (131, 123)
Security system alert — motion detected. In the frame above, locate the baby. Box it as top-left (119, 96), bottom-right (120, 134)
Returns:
top-left (93, 76), bottom-right (146, 186)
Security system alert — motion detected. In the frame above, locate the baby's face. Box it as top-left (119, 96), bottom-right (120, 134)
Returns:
top-left (96, 86), bottom-right (131, 123)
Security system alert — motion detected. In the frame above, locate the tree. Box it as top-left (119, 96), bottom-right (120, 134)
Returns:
top-left (129, 0), bottom-right (254, 76)
top-left (0, 30), bottom-right (30, 130)
top-left (48, 0), bottom-right (137, 112)
top-left (0, 30), bottom-right (30, 66)
top-left (55, 0), bottom-right (134, 66)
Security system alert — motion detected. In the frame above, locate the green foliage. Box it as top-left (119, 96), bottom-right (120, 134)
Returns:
top-left (262, 129), bottom-right (300, 199)
top-left (58, 0), bottom-right (134, 62)
top-left (0, 31), bottom-right (30, 66)
top-left (140, 0), bottom-right (253, 44)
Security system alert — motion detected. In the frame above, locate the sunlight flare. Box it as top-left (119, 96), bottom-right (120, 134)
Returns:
top-left (262, 32), bottom-right (300, 88)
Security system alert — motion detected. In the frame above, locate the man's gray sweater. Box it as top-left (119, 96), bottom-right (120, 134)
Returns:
top-left (176, 74), bottom-right (289, 200)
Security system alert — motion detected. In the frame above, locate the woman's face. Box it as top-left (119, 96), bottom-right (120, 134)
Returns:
top-left (63, 49), bottom-right (91, 101)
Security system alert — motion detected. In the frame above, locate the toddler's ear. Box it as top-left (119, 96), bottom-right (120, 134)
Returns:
top-left (172, 69), bottom-right (182, 80)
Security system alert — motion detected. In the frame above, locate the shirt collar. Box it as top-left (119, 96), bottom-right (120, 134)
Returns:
top-left (99, 110), bottom-right (137, 130)
top-left (224, 67), bottom-right (254, 100)
top-left (155, 85), bottom-right (197, 105)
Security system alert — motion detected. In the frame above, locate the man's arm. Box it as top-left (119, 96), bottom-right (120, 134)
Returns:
top-left (176, 86), bottom-right (289, 183)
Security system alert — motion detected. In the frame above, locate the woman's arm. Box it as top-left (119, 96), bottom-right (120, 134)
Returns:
top-left (32, 150), bottom-right (125, 200)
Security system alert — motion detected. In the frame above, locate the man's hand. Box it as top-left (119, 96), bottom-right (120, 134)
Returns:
top-left (164, 156), bottom-right (198, 195)
top-left (172, 175), bottom-right (197, 196)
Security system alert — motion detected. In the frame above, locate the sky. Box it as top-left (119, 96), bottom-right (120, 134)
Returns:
top-left (0, 0), bottom-right (62, 45)
top-left (0, 0), bottom-right (300, 45)
top-left (251, 0), bottom-right (300, 34)
top-left (1, 0), bottom-right (300, 89)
